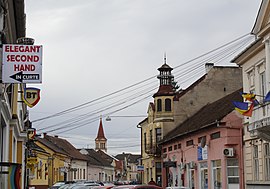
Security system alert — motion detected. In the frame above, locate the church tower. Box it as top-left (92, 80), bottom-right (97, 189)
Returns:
top-left (95, 117), bottom-right (107, 152)
top-left (153, 55), bottom-right (176, 120)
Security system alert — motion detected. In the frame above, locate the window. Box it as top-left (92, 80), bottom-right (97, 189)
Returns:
top-left (212, 160), bottom-right (221, 189)
top-left (253, 145), bottom-right (259, 180)
top-left (227, 159), bottom-right (239, 184)
top-left (144, 133), bottom-right (147, 151)
top-left (265, 143), bottom-right (270, 180)
top-left (157, 99), bottom-right (162, 112)
top-left (210, 132), bottom-right (220, 140)
top-left (186, 140), bottom-right (194, 147)
top-left (165, 98), bottom-right (171, 111)
top-left (247, 69), bottom-right (255, 88)
top-left (174, 145), bottom-right (177, 150)
top-left (163, 148), bottom-right (167, 153)
top-left (150, 130), bottom-right (153, 148)
top-left (260, 72), bottom-right (266, 96)
top-left (156, 128), bottom-right (162, 142)
top-left (199, 162), bottom-right (208, 189)
top-left (83, 169), bottom-right (86, 179)
top-left (178, 143), bottom-right (181, 149)
top-left (168, 146), bottom-right (172, 151)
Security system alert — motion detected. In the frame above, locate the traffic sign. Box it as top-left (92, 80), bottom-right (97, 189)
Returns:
top-left (2, 44), bottom-right (43, 83)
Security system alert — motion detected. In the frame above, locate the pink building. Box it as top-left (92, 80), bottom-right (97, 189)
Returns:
top-left (159, 90), bottom-right (244, 189)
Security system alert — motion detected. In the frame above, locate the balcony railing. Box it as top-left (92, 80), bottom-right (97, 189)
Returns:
top-left (248, 117), bottom-right (270, 132)
top-left (145, 144), bottom-right (161, 157)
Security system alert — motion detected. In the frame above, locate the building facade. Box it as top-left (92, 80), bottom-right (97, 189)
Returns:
top-left (232, 1), bottom-right (270, 188)
top-left (159, 90), bottom-right (244, 189)
top-left (0, 0), bottom-right (28, 188)
top-left (138, 58), bottom-right (243, 186)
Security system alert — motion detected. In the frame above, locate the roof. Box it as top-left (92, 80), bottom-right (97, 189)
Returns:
top-left (114, 153), bottom-right (141, 164)
top-left (96, 149), bottom-right (119, 163)
top-left (40, 135), bottom-right (88, 161)
top-left (96, 117), bottom-right (107, 140)
top-left (37, 137), bottom-right (68, 155)
top-left (82, 149), bottom-right (113, 167)
top-left (158, 63), bottom-right (172, 71)
top-left (159, 89), bottom-right (243, 144)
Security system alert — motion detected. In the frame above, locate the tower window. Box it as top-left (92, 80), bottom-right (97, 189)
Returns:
top-left (165, 98), bottom-right (171, 111)
top-left (157, 99), bottom-right (162, 112)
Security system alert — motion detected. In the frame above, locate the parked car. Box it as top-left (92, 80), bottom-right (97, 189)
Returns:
top-left (92, 186), bottom-right (114, 189)
top-left (49, 181), bottom-right (68, 189)
top-left (112, 185), bottom-right (162, 189)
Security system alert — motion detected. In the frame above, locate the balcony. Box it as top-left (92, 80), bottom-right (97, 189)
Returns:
top-left (248, 117), bottom-right (270, 141)
top-left (145, 144), bottom-right (161, 157)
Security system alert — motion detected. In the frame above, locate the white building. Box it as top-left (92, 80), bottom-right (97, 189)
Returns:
top-left (232, 0), bottom-right (270, 188)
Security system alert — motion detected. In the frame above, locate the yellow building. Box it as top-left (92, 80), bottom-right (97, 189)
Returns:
top-left (28, 135), bottom-right (70, 188)
top-left (138, 61), bottom-right (176, 186)
top-left (0, 0), bottom-right (28, 188)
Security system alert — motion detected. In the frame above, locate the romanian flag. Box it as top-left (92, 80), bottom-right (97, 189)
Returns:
top-left (241, 92), bottom-right (256, 101)
top-left (241, 92), bottom-right (259, 105)
top-left (233, 101), bottom-right (254, 117)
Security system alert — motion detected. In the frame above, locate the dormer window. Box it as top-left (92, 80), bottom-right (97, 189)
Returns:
top-left (165, 98), bottom-right (171, 111)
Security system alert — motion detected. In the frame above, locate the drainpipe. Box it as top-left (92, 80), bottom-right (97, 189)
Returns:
top-left (239, 127), bottom-right (245, 189)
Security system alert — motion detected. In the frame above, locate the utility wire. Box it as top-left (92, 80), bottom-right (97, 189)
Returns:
top-left (34, 33), bottom-right (255, 135)
top-left (32, 33), bottom-right (253, 124)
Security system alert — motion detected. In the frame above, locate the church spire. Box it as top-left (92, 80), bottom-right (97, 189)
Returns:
top-left (95, 116), bottom-right (107, 152)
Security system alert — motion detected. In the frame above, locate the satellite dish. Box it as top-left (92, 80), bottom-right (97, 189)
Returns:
top-left (201, 137), bottom-right (206, 148)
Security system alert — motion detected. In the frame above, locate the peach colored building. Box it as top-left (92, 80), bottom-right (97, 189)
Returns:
top-left (159, 90), bottom-right (244, 189)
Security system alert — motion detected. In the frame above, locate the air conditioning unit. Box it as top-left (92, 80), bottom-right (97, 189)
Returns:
top-left (223, 148), bottom-right (234, 157)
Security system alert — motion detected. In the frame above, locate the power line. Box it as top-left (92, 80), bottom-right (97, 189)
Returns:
top-left (33, 33), bottom-right (255, 135)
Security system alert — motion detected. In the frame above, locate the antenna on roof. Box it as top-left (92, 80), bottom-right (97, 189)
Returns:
top-left (164, 52), bottom-right (167, 64)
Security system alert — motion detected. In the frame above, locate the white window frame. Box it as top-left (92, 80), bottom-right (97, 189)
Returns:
top-left (227, 159), bottom-right (239, 184)
top-left (253, 145), bottom-right (259, 181)
top-left (199, 161), bottom-right (208, 189)
top-left (212, 160), bottom-right (222, 189)
top-left (264, 143), bottom-right (270, 180)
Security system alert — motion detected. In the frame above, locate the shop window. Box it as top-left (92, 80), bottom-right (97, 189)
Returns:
top-left (165, 98), bottom-right (171, 111)
top-left (210, 132), bottom-right (220, 140)
top-left (212, 160), bottom-right (221, 189)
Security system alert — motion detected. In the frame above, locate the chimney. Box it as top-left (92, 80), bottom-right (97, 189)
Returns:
top-left (42, 133), bottom-right (47, 138)
top-left (205, 63), bottom-right (214, 73)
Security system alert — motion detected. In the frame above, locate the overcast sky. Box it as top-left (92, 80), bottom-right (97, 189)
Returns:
top-left (25, 0), bottom-right (261, 155)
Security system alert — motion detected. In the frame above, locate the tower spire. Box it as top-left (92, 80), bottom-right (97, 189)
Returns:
top-left (164, 52), bottom-right (167, 64)
top-left (95, 116), bottom-right (107, 152)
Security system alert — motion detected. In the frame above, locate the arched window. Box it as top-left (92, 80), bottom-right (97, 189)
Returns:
top-left (165, 98), bottom-right (171, 111)
top-left (157, 99), bottom-right (162, 112)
